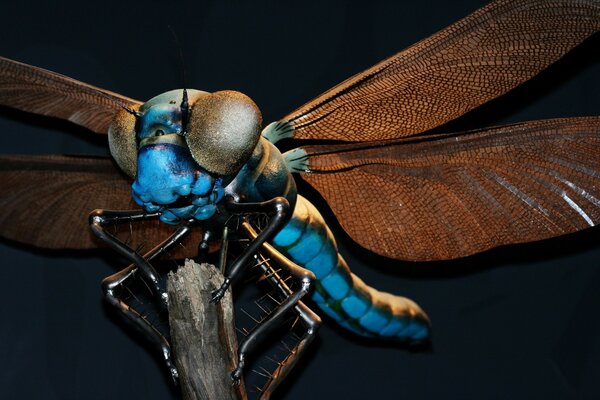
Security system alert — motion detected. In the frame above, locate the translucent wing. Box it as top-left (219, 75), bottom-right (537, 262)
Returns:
top-left (0, 155), bottom-right (199, 259)
top-left (298, 116), bottom-right (600, 261)
top-left (268, 0), bottom-right (600, 142)
top-left (0, 56), bottom-right (142, 134)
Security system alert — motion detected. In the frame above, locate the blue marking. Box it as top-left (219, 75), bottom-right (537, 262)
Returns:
top-left (379, 316), bottom-right (410, 337)
top-left (273, 220), bottom-right (305, 247)
top-left (132, 144), bottom-right (197, 204)
top-left (194, 204), bottom-right (217, 220)
top-left (318, 303), bottom-right (376, 337)
top-left (192, 196), bottom-right (209, 206)
top-left (287, 227), bottom-right (326, 264)
top-left (305, 245), bottom-right (337, 279)
top-left (160, 209), bottom-right (179, 225)
top-left (192, 174), bottom-right (213, 196)
top-left (359, 306), bottom-right (391, 333)
top-left (170, 205), bottom-right (196, 218)
top-left (131, 142), bottom-right (224, 222)
top-left (138, 104), bottom-right (182, 138)
top-left (341, 290), bottom-right (370, 319)
top-left (142, 202), bottom-right (161, 213)
top-left (320, 266), bottom-right (352, 300)
top-left (271, 196), bottom-right (430, 342)
top-left (402, 320), bottom-right (430, 341)
top-left (315, 300), bottom-right (370, 337)
top-left (410, 324), bottom-right (429, 341)
top-left (211, 184), bottom-right (224, 203)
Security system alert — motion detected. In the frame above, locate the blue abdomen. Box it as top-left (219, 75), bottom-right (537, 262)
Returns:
top-left (271, 196), bottom-right (430, 341)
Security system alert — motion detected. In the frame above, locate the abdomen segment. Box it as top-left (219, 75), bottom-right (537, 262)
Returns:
top-left (271, 196), bottom-right (430, 341)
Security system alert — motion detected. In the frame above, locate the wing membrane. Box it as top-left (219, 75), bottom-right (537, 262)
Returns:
top-left (282, 0), bottom-right (600, 142)
top-left (0, 57), bottom-right (142, 133)
top-left (0, 155), bottom-right (199, 259)
top-left (300, 116), bottom-right (600, 261)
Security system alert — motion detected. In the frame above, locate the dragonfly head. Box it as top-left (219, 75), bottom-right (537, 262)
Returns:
top-left (108, 89), bottom-right (262, 224)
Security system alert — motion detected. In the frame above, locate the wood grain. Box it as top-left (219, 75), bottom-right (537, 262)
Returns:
top-left (167, 261), bottom-right (246, 400)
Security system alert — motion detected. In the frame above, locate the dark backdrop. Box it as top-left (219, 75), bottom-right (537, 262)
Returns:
top-left (1, 0), bottom-right (599, 399)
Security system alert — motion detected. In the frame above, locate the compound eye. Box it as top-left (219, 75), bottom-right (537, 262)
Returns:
top-left (108, 107), bottom-right (138, 178)
top-left (186, 91), bottom-right (262, 177)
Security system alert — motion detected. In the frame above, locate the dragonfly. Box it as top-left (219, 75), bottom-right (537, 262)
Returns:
top-left (1, 0), bottom-right (600, 400)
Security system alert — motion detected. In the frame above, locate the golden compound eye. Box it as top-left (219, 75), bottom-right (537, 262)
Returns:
top-left (108, 107), bottom-right (138, 178)
top-left (108, 89), bottom-right (261, 179)
top-left (108, 89), bottom-right (207, 178)
top-left (186, 90), bottom-right (262, 177)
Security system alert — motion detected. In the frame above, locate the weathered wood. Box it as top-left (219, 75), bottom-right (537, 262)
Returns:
top-left (167, 260), bottom-right (247, 400)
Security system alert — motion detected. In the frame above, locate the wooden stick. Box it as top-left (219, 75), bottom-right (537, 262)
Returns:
top-left (167, 260), bottom-right (247, 400)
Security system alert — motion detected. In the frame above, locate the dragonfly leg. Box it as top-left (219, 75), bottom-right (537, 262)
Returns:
top-left (231, 223), bottom-right (319, 388)
top-left (217, 226), bottom-right (230, 274)
top-left (211, 197), bottom-right (291, 303)
top-left (102, 265), bottom-right (179, 381)
top-left (91, 210), bottom-right (194, 381)
top-left (258, 301), bottom-right (320, 399)
top-left (89, 209), bottom-right (170, 306)
top-left (197, 228), bottom-right (214, 262)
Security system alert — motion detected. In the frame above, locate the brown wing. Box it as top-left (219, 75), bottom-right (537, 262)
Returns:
top-left (0, 57), bottom-right (142, 134)
top-left (300, 116), bottom-right (600, 261)
top-left (0, 155), bottom-right (199, 259)
top-left (278, 0), bottom-right (600, 142)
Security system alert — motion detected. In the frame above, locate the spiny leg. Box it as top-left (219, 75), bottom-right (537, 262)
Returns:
top-left (211, 197), bottom-right (291, 303)
top-left (232, 222), bottom-right (320, 392)
top-left (259, 302), bottom-right (320, 400)
top-left (89, 209), bottom-right (169, 305)
top-left (102, 264), bottom-right (178, 380)
top-left (91, 209), bottom-right (194, 381)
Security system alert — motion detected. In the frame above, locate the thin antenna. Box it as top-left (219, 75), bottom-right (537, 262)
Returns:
top-left (180, 88), bottom-right (189, 135)
top-left (167, 24), bottom-right (187, 88)
top-left (167, 24), bottom-right (189, 134)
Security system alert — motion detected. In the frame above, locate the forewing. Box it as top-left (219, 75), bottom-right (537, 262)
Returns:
top-left (300, 116), bottom-right (600, 261)
top-left (279, 0), bottom-right (600, 142)
top-left (0, 155), bottom-right (199, 259)
top-left (0, 57), bottom-right (142, 134)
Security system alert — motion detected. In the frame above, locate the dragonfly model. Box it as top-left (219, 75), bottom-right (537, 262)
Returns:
top-left (0, 0), bottom-right (599, 398)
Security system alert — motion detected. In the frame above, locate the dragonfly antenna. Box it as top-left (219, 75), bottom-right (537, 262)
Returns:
top-left (167, 24), bottom-right (189, 133)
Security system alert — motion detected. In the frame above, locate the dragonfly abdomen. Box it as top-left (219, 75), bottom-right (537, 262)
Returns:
top-left (271, 195), bottom-right (430, 341)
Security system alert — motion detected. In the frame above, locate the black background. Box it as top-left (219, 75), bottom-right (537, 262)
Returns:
top-left (1, 0), bottom-right (599, 399)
